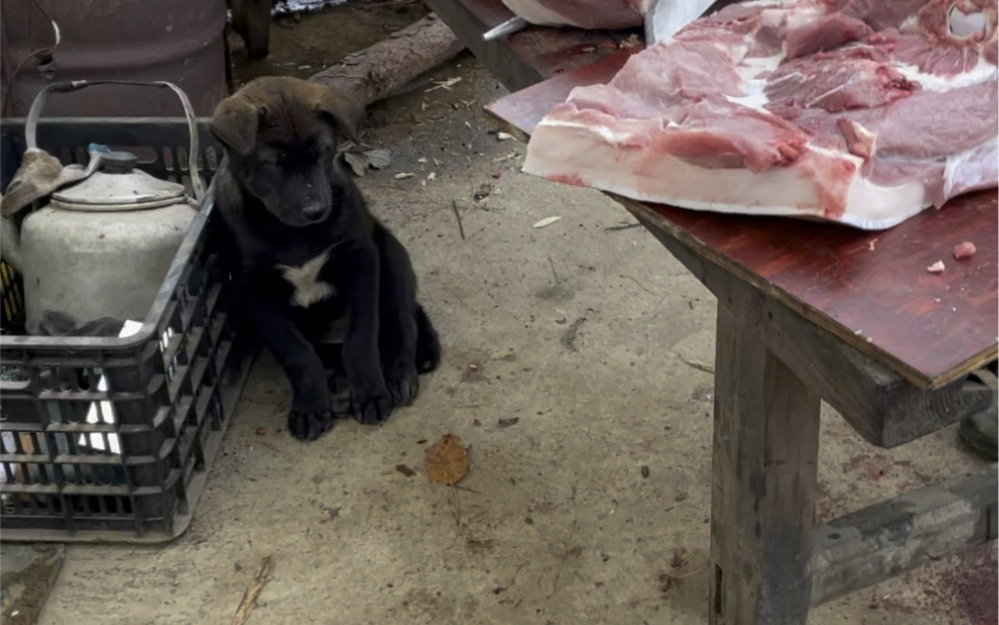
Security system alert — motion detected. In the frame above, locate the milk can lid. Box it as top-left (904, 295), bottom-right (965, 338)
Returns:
top-left (51, 151), bottom-right (187, 211)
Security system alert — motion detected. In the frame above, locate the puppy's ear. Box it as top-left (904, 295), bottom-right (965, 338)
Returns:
top-left (210, 96), bottom-right (258, 156)
top-left (314, 88), bottom-right (363, 144)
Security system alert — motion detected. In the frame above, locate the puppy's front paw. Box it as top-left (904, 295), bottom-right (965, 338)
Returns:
top-left (386, 368), bottom-right (420, 408)
top-left (349, 390), bottom-right (394, 425)
top-left (288, 399), bottom-right (335, 441)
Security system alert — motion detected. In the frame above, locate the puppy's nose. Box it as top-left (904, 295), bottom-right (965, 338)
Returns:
top-left (302, 203), bottom-right (325, 218)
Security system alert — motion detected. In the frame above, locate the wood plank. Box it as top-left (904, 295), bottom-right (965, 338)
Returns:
top-left (710, 302), bottom-right (821, 624)
top-left (809, 465), bottom-right (998, 606)
top-left (484, 58), bottom-right (998, 389)
top-left (630, 202), bottom-right (993, 448)
top-left (424, 0), bottom-right (639, 93)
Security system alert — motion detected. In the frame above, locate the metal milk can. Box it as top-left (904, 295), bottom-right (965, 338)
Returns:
top-left (19, 152), bottom-right (198, 333)
top-left (1, 80), bottom-right (206, 334)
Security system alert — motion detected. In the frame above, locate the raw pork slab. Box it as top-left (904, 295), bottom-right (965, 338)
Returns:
top-left (522, 0), bottom-right (999, 230)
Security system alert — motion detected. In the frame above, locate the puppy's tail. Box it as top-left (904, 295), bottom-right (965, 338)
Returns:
top-left (415, 304), bottom-right (442, 374)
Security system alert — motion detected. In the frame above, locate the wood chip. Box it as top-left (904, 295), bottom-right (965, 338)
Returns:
top-left (532, 216), bottom-right (562, 229)
top-left (425, 434), bottom-right (468, 485)
top-left (680, 359), bottom-right (714, 374)
top-left (230, 555), bottom-right (273, 625)
top-left (425, 76), bottom-right (462, 92)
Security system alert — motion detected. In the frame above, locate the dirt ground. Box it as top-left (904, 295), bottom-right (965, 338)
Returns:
top-left (30, 3), bottom-right (999, 624)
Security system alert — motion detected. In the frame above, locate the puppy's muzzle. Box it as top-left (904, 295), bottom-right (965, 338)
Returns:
top-left (302, 203), bottom-right (327, 222)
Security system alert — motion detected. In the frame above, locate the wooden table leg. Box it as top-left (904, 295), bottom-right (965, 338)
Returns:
top-left (710, 302), bottom-right (821, 625)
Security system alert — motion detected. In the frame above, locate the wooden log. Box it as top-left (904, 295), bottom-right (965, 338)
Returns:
top-left (810, 465), bottom-right (998, 606)
top-left (709, 302), bottom-right (822, 625)
top-left (309, 14), bottom-right (465, 109)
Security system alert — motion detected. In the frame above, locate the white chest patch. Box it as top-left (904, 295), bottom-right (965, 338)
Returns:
top-left (277, 249), bottom-right (336, 308)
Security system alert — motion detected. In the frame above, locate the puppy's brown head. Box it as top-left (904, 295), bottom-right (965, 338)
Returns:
top-left (210, 76), bottom-right (362, 227)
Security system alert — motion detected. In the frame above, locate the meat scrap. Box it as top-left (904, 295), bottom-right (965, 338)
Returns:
top-left (522, 0), bottom-right (999, 230)
top-left (953, 241), bottom-right (977, 259)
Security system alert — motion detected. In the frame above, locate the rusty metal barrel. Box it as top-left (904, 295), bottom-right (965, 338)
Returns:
top-left (1, 0), bottom-right (228, 117)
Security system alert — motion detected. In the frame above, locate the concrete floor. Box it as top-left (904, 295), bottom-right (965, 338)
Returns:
top-left (31, 5), bottom-right (999, 624)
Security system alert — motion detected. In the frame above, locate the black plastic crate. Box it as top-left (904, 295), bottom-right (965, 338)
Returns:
top-left (0, 118), bottom-right (258, 543)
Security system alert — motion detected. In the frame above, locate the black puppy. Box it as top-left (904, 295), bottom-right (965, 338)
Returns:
top-left (210, 76), bottom-right (441, 441)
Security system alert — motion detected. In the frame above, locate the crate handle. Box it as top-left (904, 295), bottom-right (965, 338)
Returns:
top-left (24, 80), bottom-right (206, 201)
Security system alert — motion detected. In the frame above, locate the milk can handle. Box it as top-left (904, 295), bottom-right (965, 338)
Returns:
top-left (24, 80), bottom-right (207, 201)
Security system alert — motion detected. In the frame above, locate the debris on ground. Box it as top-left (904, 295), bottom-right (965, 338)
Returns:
top-left (641, 465), bottom-right (650, 479)
top-left (425, 434), bottom-right (468, 485)
top-left (396, 464), bottom-right (416, 477)
top-left (230, 555), bottom-right (273, 625)
top-left (604, 221), bottom-right (641, 231)
top-left (496, 132), bottom-right (513, 141)
top-left (0, 544), bottom-right (65, 625)
top-left (679, 358), bottom-right (714, 374)
top-left (474, 183), bottom-right (493, 202)
top-left (338, 142), bottom-right (391, 177)
top-left (659, 547), bottom-right (705, 593)
top-left (425, 76), bottom-right (463, 92)
top-left (451, 200), bottom-right (466, 240)
top-left (394, 172), bottom-right (415, 180)
top-left (532, 216), bottom-right (562, 229)
top-left (497, 417), bottom-right (519, 429)
top-left (953, 241), bottom-right (976, 260)
top-left (927, 260), bottom-right (946, 273)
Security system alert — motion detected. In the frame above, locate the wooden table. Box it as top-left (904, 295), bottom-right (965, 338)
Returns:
top-left (427, 1), bottom-right (999, 622)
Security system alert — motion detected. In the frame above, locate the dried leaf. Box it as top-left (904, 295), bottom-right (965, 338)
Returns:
top-left (364, 148), bottom-right (391, 170)
top-left (425, 434), bottom-right (468, 485)
top-left (343, 152), bottom-right (368, 177)
top-left (532, 216), bottom-right (562, 229)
